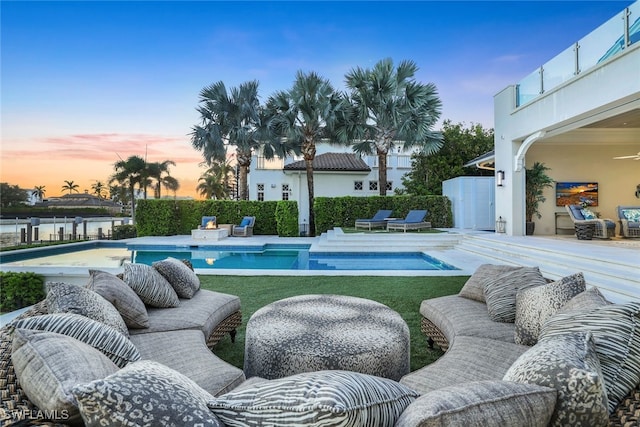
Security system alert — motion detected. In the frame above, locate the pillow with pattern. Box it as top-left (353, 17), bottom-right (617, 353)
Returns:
top-left (458, 264), bottom-right (522, 303)
top-left (483, 267), bottom-right (547, 323)
top-left (621, 208), bottom-right (640, 222)
top-left (72, 360), bottom-right (222, 427)
top-left (209, 370), bottom-right (419, 427)
top-left (87, 269), bottom-right (149, 329)
top-left (123, 263), bottom-right (180, 308)
top-left (514, 272), bottom-right (586, 346)
top-left (504, 332), bottom-right (608, 427)
top-left (46, 281), bottom-right (128, 337)
top-left (152, 257), bottom-right (200, 299)
top-left (580, 208), bottom-right (597, 220)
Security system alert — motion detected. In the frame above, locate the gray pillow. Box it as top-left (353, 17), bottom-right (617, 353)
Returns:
top-left (209, 370), bottom-right (419, 427)
top-left (540, 302), bottom-right (640, 413)
top-left (504, 332), bottom-right (609, 426)
top-left (72, 360), bottom-right (222, 427)
top-left (11, 313), bottom-right (140, 368)
top-left (395, 380), bottom-right (556, 427)
top-left (484, 267), bottom-right (547, 323)
top-left (11, 329), bottom-right (119, 425)
top-left (46, 281), bottom-right (128, 337)
top-left (458, 264), bottom-right (522, 302)
top-left (153, 257), bottom-right (200, 299)
top-left (556, 286), bottom-right (610, 315)
top-left (123, 263), bottom-right (180, 308)
top-left (87, 269), bottom-right (149, 329)
top-left (514, 272), bottom-right (586, 346)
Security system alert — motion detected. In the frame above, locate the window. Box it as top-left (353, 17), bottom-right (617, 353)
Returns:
top-left (282, 184), bottom-right (290, 201)
top-left (386, 181), bottom-right (393, 191)
top-left (354, 181), bottom-right (363, 191)
top-left (369, 181), bottom-right (378, 191)
top-left (257, 183), bottom-right (264, 201)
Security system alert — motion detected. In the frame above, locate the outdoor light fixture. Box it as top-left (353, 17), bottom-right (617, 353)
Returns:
top-left (496, 170), bottom-right (505, 187)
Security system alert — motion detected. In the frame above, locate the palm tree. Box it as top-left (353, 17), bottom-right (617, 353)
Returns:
top-left (147, 160), bottom-right (176, 198)
top-left (31, 185), bottom-right (46, 202)
top-left (266, 71), bottom-right (347, 236)
top-left (345, 58), bottom-right (443, 195)
top-left (161, 175), bottom-right (180, 199)
top-left (191, 80), bottom-right (289, 200)
top-left (61, 180), bottom-right (80, 195)
top-left (197, 167), bottom-right (229, 200)
top-left (110, 155), bottom-right (146, 223)
top-left (91, 180), bottom-right (107, 199)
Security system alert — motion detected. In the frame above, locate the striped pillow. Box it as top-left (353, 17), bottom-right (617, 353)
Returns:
top-left (46, 281), bottom-right (129, 337)
top-left (152, 257), bottom-right (200, 299)
top-left (484, 267), bottom-right (547, 323)
top-left (123, 263), bottom-right (180, 308)
top-left (208, 370), bottom-right (419, 427)
top-left (87, 269), bottom-right (149, 329)
top-left (11, 313), bottom-right (140, 368)
top-left (540, 302), bottom-right (640, 413)
top-left (458, 264), bottom-right (522, 302)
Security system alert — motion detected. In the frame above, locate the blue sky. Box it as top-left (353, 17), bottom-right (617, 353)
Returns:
top-left (1, 1), bottom-right (634, 198)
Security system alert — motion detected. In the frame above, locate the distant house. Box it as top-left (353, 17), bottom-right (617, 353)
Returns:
top-left (249, 143), bottom-right (415, 230)
top-left (36, 193), bottom-right (122, 215)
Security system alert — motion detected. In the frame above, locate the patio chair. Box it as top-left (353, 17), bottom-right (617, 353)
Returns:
top-left (617, 206), bottom-right (640, 238)
top-left (564, 205), bottom-right (615, 239)
top-left (387, 210), bottom-right (431, 232)
top-left (232, 216), bottom-right (255, 237)
top-left (198, 216), bottom-right (217, 229)
top-left (354, 209), bottom-right (393, 230)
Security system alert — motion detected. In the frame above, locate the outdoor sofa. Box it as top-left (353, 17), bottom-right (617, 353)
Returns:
top-left (3, 262), bottom-right (640, 426)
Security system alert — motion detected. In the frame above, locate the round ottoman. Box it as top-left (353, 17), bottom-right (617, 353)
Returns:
top-left (243, 294), bottom-right (410, 381)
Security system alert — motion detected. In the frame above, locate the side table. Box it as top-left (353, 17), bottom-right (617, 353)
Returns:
top-left (575, 223), bottom-right (595, 240)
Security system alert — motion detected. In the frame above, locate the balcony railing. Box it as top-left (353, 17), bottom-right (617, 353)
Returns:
top-left (516, 2), bottom-right (639, 107)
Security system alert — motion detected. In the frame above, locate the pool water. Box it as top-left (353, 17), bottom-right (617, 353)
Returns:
top-left (132, 249), bottom-right (458, 271)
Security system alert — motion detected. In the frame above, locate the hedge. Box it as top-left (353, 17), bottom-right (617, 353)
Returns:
top-left (0, 272), bottom-right (45, 312)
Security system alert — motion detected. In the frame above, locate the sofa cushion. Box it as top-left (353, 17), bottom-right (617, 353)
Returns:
top-left (46, 281), bottom-right (128, 337)
top-left (514, 272), bottom-right (586, 346)
top-left (86, 269), bottom-right (149, 329)
top-left (620, 208), bottom-right (640, 222)
top-left (123, 263), bottom-right (180, 308)
top-left (128, 289), bottom-right (241, 339)
top-left (504, 332), bottom-right (609, 426)
top-left (129, 329), bottom-right (245, 397)
top-left (209, 370), bottom-right (418, 427)
top-left (400, 336), bottom-right (528, 394)
top-left (72, 360), bottom-right (223, 427)
top-left (569, 205), bottom-right (585, 220)
top-left (152, 257), bottom-right (200, 299)
top-left (483, 267), bottom-right (546, 323)
top-left (540, 301), bottom-right (640, 413)
top-left (11, 313), bottom-right (140, 368)
top-left (556, 287), bottom-right (610, 314)
top-left (11, 329), bottom-right (119, 425)
top-left (458, 264), bottom-right (521, 303)
top-left (395, 380), bottom-right (556, 427)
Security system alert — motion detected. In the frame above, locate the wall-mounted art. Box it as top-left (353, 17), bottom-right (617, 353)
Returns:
top-left (556, 182), bottom-right (598, 206)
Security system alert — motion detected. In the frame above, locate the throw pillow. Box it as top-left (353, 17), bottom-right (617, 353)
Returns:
top-left (484, 267), bottom-right (547, 323)
top-left (504, 332), bottom-right (609, 427)
top-left (71, 360), bottom-right (222, 427)
top-left (540, 302), bottom-right (640, 413)
top-left (123, 263), bottom-right (180, 308)
top-left (395, 380), bottom-right (556, 427)
top-left (581, 208), bottom-right (597, 220)
top-left (514, 272), bottom-right (586, 345)
top-left (11, 313), bottom-right (140, 368)
top-left (622, 208), bottom-right (640, 222)
top-left (458, 264), bottom-right (522, 302)
top-left (152, 257), bottom-right (200, 299)
top-left (11, 329), bottom-right (119, 425)
top-left (209, 370), bottom-right (419, 427)
top-left (46, 281), bottom-right (129, 337)
top-left (87, 269), bottom-right (149, 329)
top-left (556, 287), bottom-right (610, 315)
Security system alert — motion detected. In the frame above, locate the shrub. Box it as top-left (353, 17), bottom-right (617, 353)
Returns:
top-left (0, 272), bottom-right (45, 312)
top-left (113, 224), bottom-right (137, 240)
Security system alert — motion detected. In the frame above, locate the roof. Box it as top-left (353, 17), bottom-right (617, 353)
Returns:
top-left (283, 153), bottom-right (371, 172)
top-left (39, 193), bottom-right (121, 208)
top-left (464, 150), bottom-right (495, 170)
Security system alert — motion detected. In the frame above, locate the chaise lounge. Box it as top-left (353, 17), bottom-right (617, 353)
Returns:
top-left (387, 210), bottom-right (431, 232)
top-left (354, 209), bottom-right (393, 230)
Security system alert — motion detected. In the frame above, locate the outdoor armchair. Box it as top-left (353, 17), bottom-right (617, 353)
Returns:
top-left (387, 210), bottom-right (431, 232)
top-left (617, 206), bottom-right (640, 238)
top-left (354, 209), bottom-right (393, 231)
top-left (198, 216), bottom-right (217, 229)
top-left (232, 216), bottom-right (255, 237)
top-left (565, 205), bottom-right (615, 239)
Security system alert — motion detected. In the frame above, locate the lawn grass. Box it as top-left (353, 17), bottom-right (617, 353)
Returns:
top-left (199, 275), bottom-right (468, 373)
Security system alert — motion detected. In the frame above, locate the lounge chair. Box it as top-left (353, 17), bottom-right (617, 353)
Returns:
top-left (387, 210), bottom-right (431, 232)
top-left (232, 216), bottom-right (255, 237)
top-left (354, 209), bottom-right (393, 231)
top-left (198, 216), bottom-right (217, 229)
top-left (564, 205), bottom-right (615, 239)
top-left (617, 206), bottom-right (640, 238)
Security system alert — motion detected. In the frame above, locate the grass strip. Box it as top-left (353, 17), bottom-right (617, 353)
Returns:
top-left (200, 275), bottom-right (468, 373)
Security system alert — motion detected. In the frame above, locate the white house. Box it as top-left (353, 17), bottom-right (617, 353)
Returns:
top-left (494, 1), bottom-right (640, 236)
top-left (248, 144), bottom-right (415, 230)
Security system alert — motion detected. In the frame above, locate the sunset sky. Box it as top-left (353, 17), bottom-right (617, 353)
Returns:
top-left (1, 1), bottom-right (634, 199)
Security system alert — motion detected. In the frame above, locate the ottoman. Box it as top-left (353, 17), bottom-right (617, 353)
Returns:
top-left (243, 294), bottom-right (410, 381)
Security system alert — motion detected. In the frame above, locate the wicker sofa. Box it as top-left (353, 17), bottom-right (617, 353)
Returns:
top-left (400, 264), bottom-right (640, 426)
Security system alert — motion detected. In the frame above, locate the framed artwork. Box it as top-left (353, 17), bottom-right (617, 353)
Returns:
top-left (556, 182), bottom-right (598, 207)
